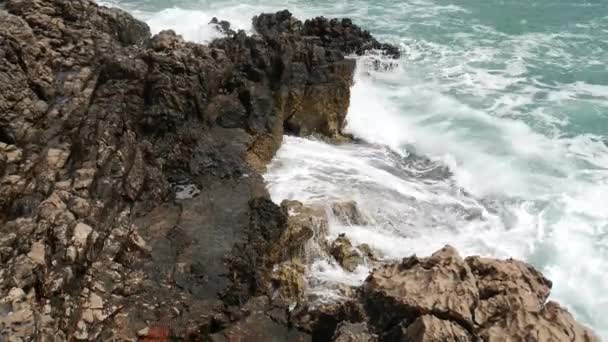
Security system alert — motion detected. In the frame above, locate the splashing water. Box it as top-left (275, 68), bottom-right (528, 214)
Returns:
top-left (102, 0), bottom-right (608, 337)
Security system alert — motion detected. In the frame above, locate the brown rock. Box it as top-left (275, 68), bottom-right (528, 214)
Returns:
top-left (72, 223), bottom-right (93, 247)
top-left (27, 241), bottom-right (45, 265)
top-left (46, 148), bottom-right (69, 170)
top-left (330, 234), bottom-right (363, 272)
top-left (478, 301), bottom-right (598, 342)
top-left (0, 288), bottom-right (37, 340)
top-left (387, 315), bottom-right (472, 342)
top-left (331, 201), bottom-right (369, 225)
top-left (333, 322), bottom-right (378, 342)
top-left (360, 246), bottom-right (597, 341)
top-left (362, 246), bottom-right (478, 330)
top-left (275, 200), bottom-right (328, 262)
top-left (271, 261), bottom-right (306, 303)
top-left (467, 255), bottom-right (552, 325)
top-left (2, 0), bottom-right (592, 340)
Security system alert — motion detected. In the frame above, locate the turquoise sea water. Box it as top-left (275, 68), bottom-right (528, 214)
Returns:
top-left (102, 0), bottom-right (608, 338)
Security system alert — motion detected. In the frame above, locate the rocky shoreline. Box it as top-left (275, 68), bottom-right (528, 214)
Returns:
top-left (0, 0), bottom-right (597, 340)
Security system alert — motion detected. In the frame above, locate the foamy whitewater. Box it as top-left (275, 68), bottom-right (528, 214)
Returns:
top-left (102, 0), bottom-right (608, 338)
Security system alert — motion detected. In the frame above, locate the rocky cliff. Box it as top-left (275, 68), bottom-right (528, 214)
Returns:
top-left (0, 0), bottom-right (597, 341)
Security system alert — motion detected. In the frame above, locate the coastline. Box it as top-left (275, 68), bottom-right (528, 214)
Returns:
top-left (0, 0), bottom-right (598, 340)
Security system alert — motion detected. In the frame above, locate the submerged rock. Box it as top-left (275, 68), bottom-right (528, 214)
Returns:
top-left (331, 200), bottom-right (369, 226)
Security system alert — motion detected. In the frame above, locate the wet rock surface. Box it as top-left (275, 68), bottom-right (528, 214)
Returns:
top-left (330, 234), bottom-right (364, 272)
top-left (0, 0), bottom-right (596, 341)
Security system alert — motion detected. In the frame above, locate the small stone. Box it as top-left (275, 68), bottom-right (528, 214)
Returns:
top-left (7, 287), bottom-right (26, 303)
top-left (54, 180), bottom-right (72, 190)
top-left (74, 168), bottom-right (96, 189)
top-left (12, 255), bottom-right (36, 288)
top-left (137, 327), bottom-right (150, 337)
top-left (6, 148), bottom-right (23, 163)
top-left (68, 197), bottom-right (91, 218)
top-left (66, 246), bottom-right (77, 262)
top-left (28, 241), bottom-right (46, 265)
top-left (74, 320), bottom-right (88, 340)
top-left (358, 243), bottom-right (380, 261)
top-left (0, 232), bottom-right (17, 247)
top-left (93, 309), bottom-right (107, 321)
top-left (129, 230), bottom-right (151, 253)
top-left (89, 292), bottom-right (103, 310)
top-left (43, 304), bottom-right (52, 315)
top-left (46, 148), bottom-right (69, 169)
top-left (72, 223), bottom-right (93, 247)
top-left (82, 309), bottom-right (94, 323)
top-left (38, 192), bottom-right (68, 222)
top-left (333, 322), bottom-right (378, 342)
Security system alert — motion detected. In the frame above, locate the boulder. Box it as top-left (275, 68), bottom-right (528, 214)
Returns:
top-left (330, 234), bottom-right (364, 272)
top-left (360, 246), bottom-right (598, 341)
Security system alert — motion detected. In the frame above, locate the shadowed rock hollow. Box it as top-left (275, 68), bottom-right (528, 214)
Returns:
top-left (0, 0), bottom-right (597, 340)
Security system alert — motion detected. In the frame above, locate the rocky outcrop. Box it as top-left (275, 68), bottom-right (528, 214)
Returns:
top-left (286, 246), bottom-right (597, 341)
top-left (302, 17), bottom-right (401, 59)
top-left (358, 246), bottom-right (597, 341)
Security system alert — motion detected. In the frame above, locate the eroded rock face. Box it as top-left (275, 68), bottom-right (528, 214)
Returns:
top-left (363, 246), bottom-right (479, 331)
top-left (360, 246), bottom-right (598, 342)
top-left (0, 0), bottom-right (399, 339)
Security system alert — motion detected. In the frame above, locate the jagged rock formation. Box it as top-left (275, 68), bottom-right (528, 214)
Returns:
top-left (0, 0), bottom-right (395, 339)
top-left (287, 245), bottom-right (597, 341)
top-left (0, 0), bottom-right (597, 341)
top-left (353, 246), bottom-right (596, 341)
